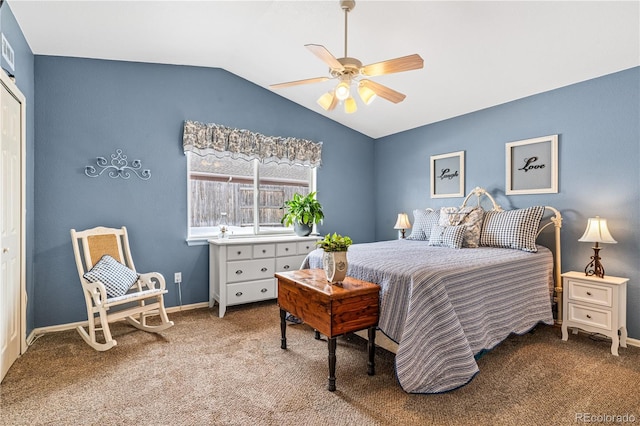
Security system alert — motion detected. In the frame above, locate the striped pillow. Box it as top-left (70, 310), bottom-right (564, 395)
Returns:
top-left (428, 225), bottom-right (465, 249)
top-left (480, 206), bottom-right (545, 252)
top-left (83, 254), bottom-right (139, 298)
top-left (407, 209), bottom-right (440, 241)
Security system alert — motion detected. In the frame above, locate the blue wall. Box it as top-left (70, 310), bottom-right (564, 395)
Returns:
top-left (33, 56), bottom-right (375, 327)
top-left (374, 67), bottom-right (640, 338)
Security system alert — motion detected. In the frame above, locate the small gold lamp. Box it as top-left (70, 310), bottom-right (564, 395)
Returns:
top-left (578, 216), bottom-right (617, 278)
top-left (394, 213), bottom-right (411, 239)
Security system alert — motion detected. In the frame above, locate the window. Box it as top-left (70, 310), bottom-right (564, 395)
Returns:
top-left (187, 153), bottom-right (316, 240)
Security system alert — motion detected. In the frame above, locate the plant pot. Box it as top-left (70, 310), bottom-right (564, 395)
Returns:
top-left (294, 222), bottom-right (312, 237)
top-left (322, 251), bottom-right (348, 284)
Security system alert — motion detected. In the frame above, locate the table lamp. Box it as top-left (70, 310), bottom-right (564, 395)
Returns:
top-left (578, 216), bottom-right (617, 278)
top-left (394, 213), bottom-right (411, 239)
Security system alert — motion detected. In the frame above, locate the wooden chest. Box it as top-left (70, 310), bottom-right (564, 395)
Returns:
top-left (276, 268), bottom-right (379, 338)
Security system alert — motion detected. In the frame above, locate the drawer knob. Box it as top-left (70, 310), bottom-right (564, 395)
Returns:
top-left (284, 265), bottom-right (290, 270)
top-left (237, 251), bottom-right (242, 255)
top-left (586, 291), bottom-right (592, 296)
top-left (236, 270), bottom-right (243, 275)
top-left (586, 314), bottom-right (592, 319)
top-left (261, 267), bottom-right (268, 272)
top-left (262, 249), bottom-right (266, 253)
top-left (235, 292), bottom-right (243, 297)
top-left (260, 288), bottom-right (268, 293)
top-left (285, 247), bottom-right (289, 251)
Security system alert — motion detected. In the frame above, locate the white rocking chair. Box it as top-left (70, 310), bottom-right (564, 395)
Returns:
top-left (71, 226), bottom-right (174, 351)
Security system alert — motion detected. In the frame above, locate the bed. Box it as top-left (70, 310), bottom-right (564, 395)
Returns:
top-left (301, 187), bottom-right (563, 394)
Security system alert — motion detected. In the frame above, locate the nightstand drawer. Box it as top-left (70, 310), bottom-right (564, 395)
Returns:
top-left (567, 303), bottom-right (611, 331)
top-left (567, 279), bottom-right (612, 307)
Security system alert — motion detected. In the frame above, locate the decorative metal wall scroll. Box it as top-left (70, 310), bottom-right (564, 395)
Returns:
top-left (85, 149), bottom-right (151, 180)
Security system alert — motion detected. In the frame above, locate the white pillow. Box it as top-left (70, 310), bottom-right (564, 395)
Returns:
top-left (83, 255), bottom-right (139, 298)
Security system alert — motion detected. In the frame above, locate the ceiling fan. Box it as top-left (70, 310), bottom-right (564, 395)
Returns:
top-left (270, 0), bottom-right (424, 114)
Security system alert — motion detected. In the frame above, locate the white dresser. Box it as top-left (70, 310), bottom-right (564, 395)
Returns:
top-left (209, 235), bottom-right (319, 317)
top-left (561, 271), bottom-right (628, 355)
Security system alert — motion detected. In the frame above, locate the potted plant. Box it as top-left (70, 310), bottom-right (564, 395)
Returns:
top-left (316, 233), bottom-right (352, 283)
top-left (281, 192), bottom-right (324, 237)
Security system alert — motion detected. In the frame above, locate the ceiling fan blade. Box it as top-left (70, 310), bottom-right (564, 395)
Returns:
top-left (305, 44), bottom-right (345, 72)
top-left (361, 54), bottom-right (424, 77)
top-left (270, 76), bottom-right (329, 89)
top-left (360, 79), bottom-right (406, 104)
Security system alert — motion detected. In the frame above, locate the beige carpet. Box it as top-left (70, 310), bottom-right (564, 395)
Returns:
top-left (1, 301), bottom-right (639, 425)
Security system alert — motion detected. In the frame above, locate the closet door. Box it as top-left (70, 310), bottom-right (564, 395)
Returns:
top-left (1, 75), bottom-right (25, 382)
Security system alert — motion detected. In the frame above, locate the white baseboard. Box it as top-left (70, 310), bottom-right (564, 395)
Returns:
top-left (28, 302), bottom-right (211, 340)
top-left (626, 336), bottom-right (640, 348)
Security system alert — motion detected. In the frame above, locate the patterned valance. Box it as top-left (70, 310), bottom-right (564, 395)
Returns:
top-left (182, 120), bottom-right (322, 167)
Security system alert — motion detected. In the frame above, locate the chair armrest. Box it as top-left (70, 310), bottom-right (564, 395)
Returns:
top-left (82, 281), bottom-right (108, 306)
top-left (138, 272), bottom-right (166, 291)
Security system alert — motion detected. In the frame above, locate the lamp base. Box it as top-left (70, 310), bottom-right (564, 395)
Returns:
top-left (584, 245), bottom-right (605, 278)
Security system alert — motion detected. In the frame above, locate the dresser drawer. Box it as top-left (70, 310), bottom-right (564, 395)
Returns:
top-left (567, 279), bottom-right (612, 307)
top-left (253, 244), bottom-right (276, 258)
top-left (276, 255), bottom-right (307, 273)
top-left (277, 242), bottom-right (298, 257)
top-left (567, 303), bottom-right (611, 331)
top-left (297, 241), bottom-right (317, 254)
top-left (227, 259), bottom-right (275, 283)
top-left (227, 245), bottom-right (252, 261)
top-left (226, 279), bottom-right (276, 305)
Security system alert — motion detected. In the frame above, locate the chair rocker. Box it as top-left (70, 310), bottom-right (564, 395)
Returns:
top-left (71, 226), bottom-right (174, 351)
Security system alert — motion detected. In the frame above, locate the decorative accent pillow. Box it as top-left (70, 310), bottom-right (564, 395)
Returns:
top-left (428, 225), bottom-right (465, 249)
top-left (83, 255), bottom-right (139, 298)
top-left (480, 206), bottom-right (545, 252)
top-left (438, 206), bottom-right (485, 248)
top-left (407, 209), bottom-right (440, 241)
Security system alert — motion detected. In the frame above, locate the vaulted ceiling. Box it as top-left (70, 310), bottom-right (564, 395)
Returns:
top-left (8, 0), bottom-right (640, 138)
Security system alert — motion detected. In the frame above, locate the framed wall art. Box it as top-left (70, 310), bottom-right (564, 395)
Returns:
top-left (430, 150), bottom-right (465, 198)
top-left (506, 135), bottom-right (558, 195)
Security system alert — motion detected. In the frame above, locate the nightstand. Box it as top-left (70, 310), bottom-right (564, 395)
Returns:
top-left (561, 271), bottom-right (628, 355)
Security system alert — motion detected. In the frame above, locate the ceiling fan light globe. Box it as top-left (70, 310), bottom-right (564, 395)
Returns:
top-left (344, 97), bottom-right (357, 114)
top-left (317, 91), bottom-right (337, 111)
top-left (358, 84), bottom-right (377, 105)
top-left (335, 81), bottom-right (351, 101)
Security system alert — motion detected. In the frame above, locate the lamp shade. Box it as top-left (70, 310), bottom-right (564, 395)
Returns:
top-left (578, 216), bottom-right (617, 244)
top-left (394, 213), bottom-right (411, 230)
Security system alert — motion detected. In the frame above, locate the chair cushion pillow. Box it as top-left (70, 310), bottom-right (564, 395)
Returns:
top-left (480, 206), bottom-right (545, 252)
top-left (407, 209), bottom-right (440, 241)
top-left (83, 254), bottom-right (139, 298)
top-left (428, 225), bottom-right (465, 249)
top-left (438, 206), bottom-right (485, 248)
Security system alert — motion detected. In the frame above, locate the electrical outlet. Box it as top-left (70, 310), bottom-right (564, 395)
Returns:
top-left (174, 272), bottom-right (182, 284)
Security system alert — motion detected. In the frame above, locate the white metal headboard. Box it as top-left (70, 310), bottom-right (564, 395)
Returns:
top-left (460, 187), bottom-right (563, 323)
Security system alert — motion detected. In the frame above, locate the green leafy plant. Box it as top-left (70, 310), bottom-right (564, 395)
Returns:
top-left (316, 233), bottom-right (353, 252)
top-left (281, 192), bottom-right (324, 227)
